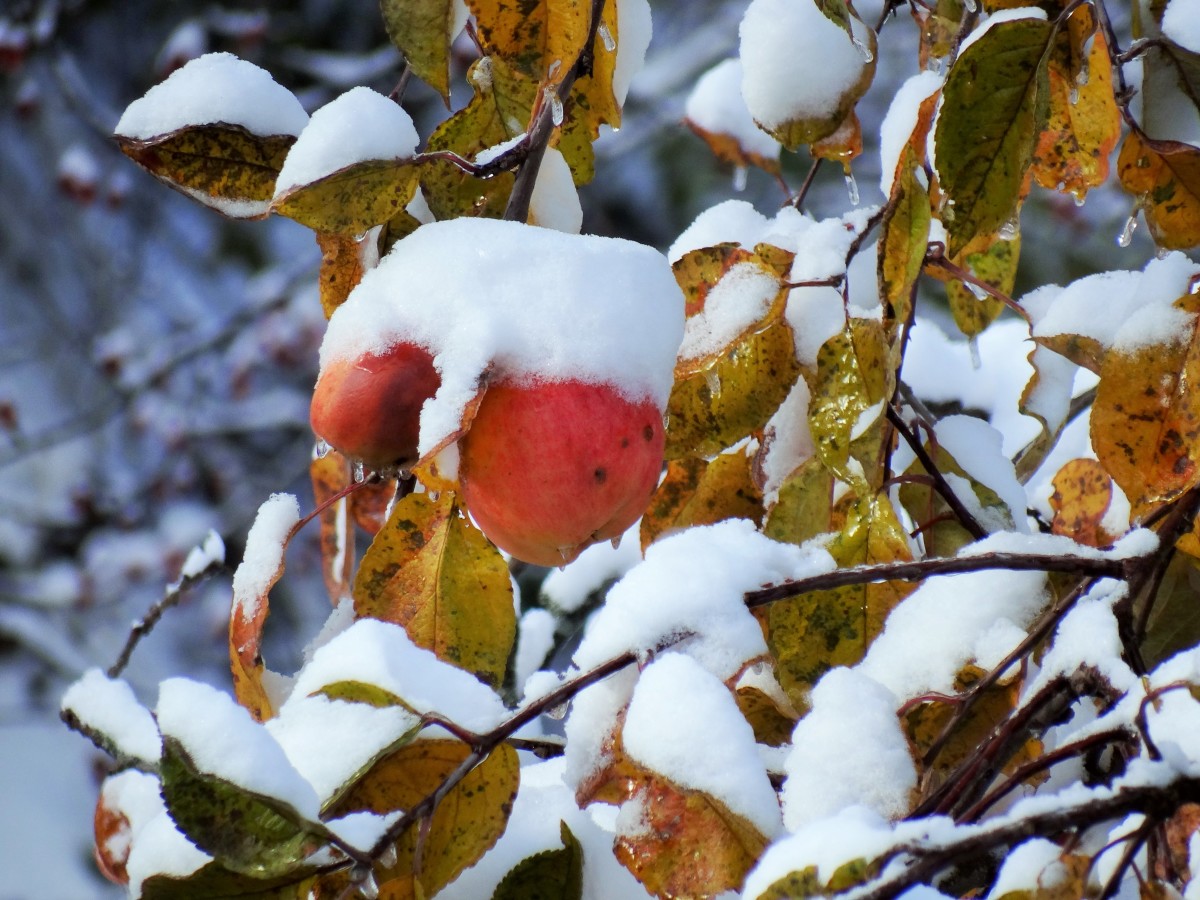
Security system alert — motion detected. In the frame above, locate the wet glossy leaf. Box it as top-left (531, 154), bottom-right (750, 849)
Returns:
top-left (935, 18), bottom-right (1053, 255)
top-left (769, 493), bottom-right (912, 707)
top-left (640, 448), bottom-right (764, 551)
top-left (734, 683), bottom-right (797, 747)
top-left (1049, 458), bottom-right (1116, 548)
top-left (614, 770), bottom-right (769, 899)
top-left (380, 0), bottom-right (460, 103)
top-left (946, 234), bottom-right (1019, 339)
top-left (1092, 293), bottom-right (1200, 518)
top-left (1141, 552), bottom-right (1200, 670)
top-left (468, 0), bottom-right (591, 82)
top-left (272, 159), bottom-right (420, 235)
top-left (332, 740), bottom-right (519, 899)
top-left (315, 232), bottom-right (367, 319)
top-left (672, 243), bottom-right (784, 318)
top-left (664, 318), bottom-right (802, 460)
top-left (807, 318), bottom-right (892, 490)
top-left (352, 479), bottom-right (397, 538)
top-left (763, 457), bottom-right (834, 547)
top-left (491, 822), bottom-right (583, 900)
top-left (311, 452), bottom-right (355, 604)
top-left (116, 126), bottom-right (294, 219)
top-left (905, 665), bottom-right (1041, 805)
top-left (1031, 27), bottom-right (1120, 200)
top-left (159, 737), bottom-right (321, 879)
top-left (354, 490), bottom-right (515, 687)
top-left (810, 110), bottom-right (863, 170)
top-left (140, 863), bottom-right (317, 899)
top-left (879, 148), bottom-right (932, 329)
top-left (1118, 129), bottom-right (1200, 251)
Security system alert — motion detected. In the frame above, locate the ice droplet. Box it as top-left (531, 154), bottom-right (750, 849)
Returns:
top-left (547, 59), bottom-right (562, 80)
top-left (598, 21), bottom-right (616, 52)
top-left (546, 87), bottom-right (564, 126)
top-left (1156, 246), bottom-right (1171, 260)
top-left (732, 165), bottom-right (748, 192)
top-left (1117, 212), bottom-right (1138, 248)
top-left (353, 231), bottom-right (368, 243)
top-left (427, 490), bottom-right (440, 502)
top-left (610, 534), bottom-right (622, 550)
top-left (314, 439), bottom-right (330, 460)
top-left (379, 845), bottom-right (398, 869)
top-left (963, 0), bottom-right (977, 11)
top-left (968, 336), bottom-right (982, 370)
top-left (1075, 54), bottom-right (1090, 87)
top-left (705, 370), bottom-right (722, 397)
top-left (352, 460), bottom-right (365, 483)
top-left (965, 280), bottom-right (989, 300)
top-left (999, 217), bottom-right (1019, 240)
top-left (1068, 86), bottom-right (1079, 105)
top-left (852, 34), bottom-right (874, 63)
top-left (1074, 192), bottom-right (1086, 208)
top-left (546, 699), bottom-right (569, 720)
top-left (844, 170), bottom-right (860, 206)
top-left (926, 56), bottom-right (944, 75)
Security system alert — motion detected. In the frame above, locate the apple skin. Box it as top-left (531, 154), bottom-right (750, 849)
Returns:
top-left (309, 343), bottom-right (440, 471)
top-left (459, 379), bottom-right (664, 567)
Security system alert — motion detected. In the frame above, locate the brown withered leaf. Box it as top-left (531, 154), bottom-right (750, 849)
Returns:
top-left (331, 740), bottom-right (519, 899)
top-left (94, 777), bottom-right (133, 885)
top-left (354, 490), bottom-right (515, 687)
top-left (1092, 292), bottom-right (1200, 519)
top-left (1048, 458), bottom-right (1116, 548)
top-left (1118, 129), bottom-right (1200, 251)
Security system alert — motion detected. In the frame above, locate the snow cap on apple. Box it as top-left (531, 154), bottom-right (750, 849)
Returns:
top-left (315, 218), bottom-right (685, 565)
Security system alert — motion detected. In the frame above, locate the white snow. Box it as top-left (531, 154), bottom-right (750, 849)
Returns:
top-left (987, 838), bottom-right (1071, 898)
top-left (1164, 0), bottom-right (1200, 52)
top-left (156, 678), bottom-right (320, 820)
top-left (572, 519), bottom-right (836, 681)
top-left (514, 608), bottom-right (558, 692)
top-left (174, 528), bottom-right (225, 585)
top-left (126, 805), bottom-right (211, 897)
top-left (231, 493), bottom-right (299, 638)
top-left (528, 147), bottom-right (583, 234)
top-left (540, 521), bottom-right (643, 613)
top-left (685, 58), bottom-right (780, 161)
top-left (879, 71), bottom-right (942, 196)
top-left (320, 219), bottom-right (685, 462)
top-left (933, 415), bottom-right (1029, 533)
top-left (759, 377), bottom-right (816, 505)
top-left (613, 0), bottom-right (653, 107)
top-left (668, 199), bottom-right (770, 263)
top-left (782, 667), bottom-right (915, 830)
top-left (739, 0), bottom-right (872, 132)
top-left (678, 261), bottom-right (782, 363)
top-left (289, 617), bottom-right (508, 733)
top-left (115, 52), bottom-right (308, 140)
top-left (274, 87), bottom-right (419, 196)
top-left (624, 653), bottom-right (782, 837)
top-left (61, 669), bottom-right (162, 764)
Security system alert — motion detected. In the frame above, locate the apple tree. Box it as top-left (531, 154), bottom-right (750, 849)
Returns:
top-left (60, 0), bottom-right (1200, 898)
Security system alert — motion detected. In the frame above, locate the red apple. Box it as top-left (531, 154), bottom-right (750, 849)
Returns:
top-left (459, 378), bottom-right (664, 567)
top-left (310, 343), bottom-right (440, 471)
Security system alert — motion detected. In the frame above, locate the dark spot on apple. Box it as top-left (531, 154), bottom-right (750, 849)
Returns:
top-left (643, 425), bottom-right (654, 441)
top-left (594, 467), bottom-right (607, 484)
top-left (621, 437), bottom-right (630, 448)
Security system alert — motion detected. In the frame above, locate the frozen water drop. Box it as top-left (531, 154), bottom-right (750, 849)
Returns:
top-left (1068, 86), bottom-right (1079, 105)
top-left (547, 59), bottom-right (561, 79)
top-left (705, 370), bottom-right (722, 397)
top-left (1076, 55), bottom-right (1090, 87)
top-left (999, 217), bottom-right (1019, 240)
top-left (965, 280), bottom-right (989, 300)
top-left (353, 231), bottom-right (368, 243)
top-left (598, 22), bottom-right (616, 52)
top-left (314, 439), bottom-right (330, 460)
top-left (852, 35), bottom-right (874, 63)
top-left (844, 171), bottom-right (860, 206)
top-left (926, 55), bottom-right (944, 75)
top-left (427, 490), bottom-right (440, 502)
top-left (968, 336), bottom-right (982, 370)
top-left (352, 460), bottom-right (365, 483)
top-left (610, 535), bottom-right (622, 550)
top-left (546, 699), bottom-right (569, 720)
top-left (379, 845), bottom-right (398, 869)
top-left (963, 0), bottom-right (977, 10)
top-left (1074, 192), bottom-right (1086, 208)
top-left (1156, 246), bottom-right (1171, 260)
top-left (732, 165), bottom-right (748, 192)
top-left (546, 88), bottom-right (564, 126)
top-left (1117, 213), bottom-right (1138, 248)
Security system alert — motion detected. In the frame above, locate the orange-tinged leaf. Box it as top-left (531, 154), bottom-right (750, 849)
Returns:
top-left (115, 125), bottom-right (294, 219)
top-left (615, 771), bottom-right (769, 899)
top-left (810, 110), bottom-right (863, 169)
top-left (467, 0), bottom-right (591, 82)
top-left (352, 479), bottom-right (397, 537)
top-left (768, 493), bottom-right (913, 707)
top-left (354, 490), bottom-right (515, 687)
top-left (1118, 129), bottom-right (1200, 251)
top-left (1092, 293), bottom-right (1200, 519)
top-left (272, 159), bottom-right (420, 235)
top-left (1049, 458), bottom-right (1116, 547)
top-left (639, 447), bottom-right (764, 551)
top-left (380, 0), bottom-right (461, 104)
top-left (315, 232), bottom-right (367, 319)
top-left (946, 234), bottom-right (1020, 339)
top-left (1031, 28), bottom-right (1120, 200)
top-left (94, 778), bottom-right (132, 885)
top-left (332, 740), bottom-right (519, 899)
top-left (312, 452), bottom-right (356, 605)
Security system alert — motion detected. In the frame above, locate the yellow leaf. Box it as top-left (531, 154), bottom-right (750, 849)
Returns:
top-left (331, 741), bottom-right (519, 899)
top-left (315, 232), bottom-right (367, 319)
top-left (768, 493), bottom-right (912, 707)
top-left (467, 0), bottom-right (591, 83)
top-left (734, 683), bottom-right (797, 747)
top-left (664, 318), bottom-right (802, 460)
top-left (116, 125), bottom-right (294, 218)
top-left (762, 457), bottom-right (835, 547)
top-left (878, 149), bottom-right (932, 330)
top-left (354, 491), bottom-right (516, 687)
top-left (640, 448), bottom-right (764, 551)
top-left (1048, 458), bottom-right (1117, 548)
top-left (567, 0), bottom-right (623, 138)
top-left (272, 159), bottom-right (420, 235)
top-left (1118, 128), bottom-right (1200, 251)
top-left (810, 110), bottom-right (863, 170)
top-left (1092, 293), bottom-right (1200, 518)
top-left (380, 0), bottom-right (461, 104)
top-left (945, 234), bottom-right (1020, 339)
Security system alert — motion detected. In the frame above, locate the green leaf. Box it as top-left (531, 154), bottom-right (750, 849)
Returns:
top-left (159, 738), bottom-right (321, 879)
top-left (380, 0), bottom-right (461, 104)
top-left (1142, 552), bottom-right (1200, 670)
top-left (763, 458), bottom-right (834, 547)
top-left (946, 234), bottom-right (1020, 339)
top-left (354, 490), bottom-right (516, 688)
top-left (491, 822), bottom-right (584, 900)
top-left (140, 863), bottom-right (318, 899)
top-left (878, 150), bottom-right (931, 329)
top-left (814, 0), bottom-right (854, 38)
top-left (271, 159), bottom-right (420, 235)
top-left (116, 126), bottom-right (294, 219)
top-left (934, 17), bottom-right (1053, 256)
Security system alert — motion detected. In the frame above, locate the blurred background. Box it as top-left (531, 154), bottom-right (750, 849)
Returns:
top-left (0, 0), bottom-right (1147, 896)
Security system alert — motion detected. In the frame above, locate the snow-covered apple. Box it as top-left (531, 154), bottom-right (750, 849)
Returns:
top-left (460, 378), bottom-right (664, 567)
top-left (309, 342), bottom-right (440, 471)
